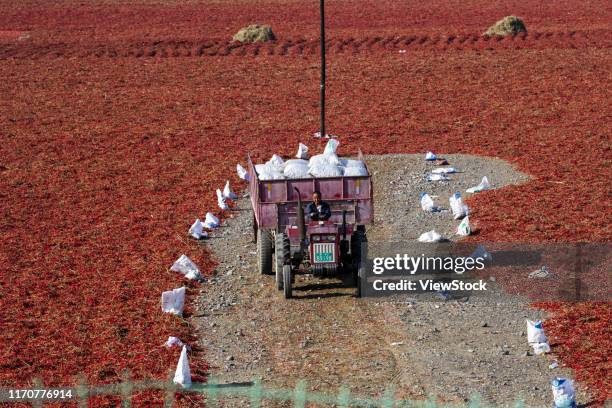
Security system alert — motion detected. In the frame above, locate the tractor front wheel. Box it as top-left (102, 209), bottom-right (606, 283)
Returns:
top-left (257, 229), bottom-right (273, 275)
top-left (275, 232), bottom-right (290, 290)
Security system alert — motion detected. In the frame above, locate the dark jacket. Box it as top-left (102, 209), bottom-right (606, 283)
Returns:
top-left (306, 201), bottom-right (332, 221)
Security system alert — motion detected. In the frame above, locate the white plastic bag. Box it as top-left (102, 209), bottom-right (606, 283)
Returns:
top-left (457, 216), bottom-right (471, 236)
top-left (161, 287), bottom-right (185, 316)
top-left (323, 139), bottom-right (340, 155)
top-left (425, 151), bottom-right (437, 161)
top-left (466, 176), bottom-right (491, 193)
top-left (432, 167), bottom-right (457, 174)
top-left (173, 345), bottom-right (192, 388)
top-left (203, 212), bottom-right (220, 229)
top-left (223, 180), bottom-right (237, 200)
top-left (283, 161), bottom-right (310, 179)
top-left (342, 166), bottom-right (368, 177)
top-left (309, 163), bottom-right (343, 178)
top-left (188, 219), bottom-right (208, 240)
top-left (420, 193), bottom-right (436, 212)
top-left (532, 342), bottom-right (551, 355)
top-left (449, 192), bottom-right (469, 219)
top-left (309, 153), bottom-right (340, 167)
top-left (236, 164), bottom-right (249, 181)
top-left (216, 189), bottom-right (228, 210)
top-left (258, 170), bottom-right (285, 180)
top-left (266, 154), bottom-right (285, 171)
top-left (526, 320), bottom-right (548, 344)
top-left (296, 143), bottom-right (309, 159)
top-left (418, 230), bottom-right (445, 243)
top-left (164, 336), bottom-right (184, 348)
top-left (170, 254), bottom-right (202, 280)
top-left (340, 159), bottom-right (366, 169)
top-left (426, 174), bottom-right (449, 182)
top-left (551, 378), bottom-right (576, 408)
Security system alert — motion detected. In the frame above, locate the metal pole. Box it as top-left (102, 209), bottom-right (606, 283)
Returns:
top-left (320, 0), bottom-right (326, 138)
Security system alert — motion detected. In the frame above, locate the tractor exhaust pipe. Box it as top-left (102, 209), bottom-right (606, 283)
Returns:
top-left (294, 187), bottom-right (306, 244)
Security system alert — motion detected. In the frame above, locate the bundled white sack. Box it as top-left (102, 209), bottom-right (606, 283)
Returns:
top-left (420, 193), bottom-right (436, 212)
top-left (418, 230), bottom-right (445, 243)
top-left (216, 189), bottom-right (228, 210)
top-left (173, 345), bottom-right (192, 388)
top-left (266, 154), bottom-right (285, 171)
top-left (283, 160), bottom-right (310, 179)
top-left (296, 143), bottom-right (309, 159)
top-left (188, 219), bottom-right (208, 240)
top-left (425, 151), bottom-right (437, 161)
top-left (161, 287), bottom-right (186, 316)
top-left (526, 320), bottom-right (548, 344)
top-left (342, 166), bottom-right (368, 177)
top-left (164, 336), bottom-right (184, 348)
top-left (432, 167), bottom-right (457, 174)
top-left (323, 139), bottom-right (340, 155)
top-left (532, 342), bottom-right (551, 355)
top-left (551, 378), bottom-right (576, 408)
top-left (426, 174), bottom-right (449, 182)
top-left (222, 180), bottom-right (237, 200)
top-left (456, 216), bottom-right (471, 236)
top-left (449, 192), bottom-right (469, 219)
top-left (466, 176), bottom-right (491, 193)
top-left (309, 153), bottom-right (340, 167)
top-left (309, 163), bottom-right (343, 178)
top-left (203, 212), bottom-right (220, 229)
top-left (170, 254), bottom-right (202, 280)
top-left (258, 170), bottom-right (285, 180)
top-left (254, 163), bottom-right (269, 174)
top-left (236, 164), bottom-right (249, 181)
top-left (340, 158), bottom-right (366, 169)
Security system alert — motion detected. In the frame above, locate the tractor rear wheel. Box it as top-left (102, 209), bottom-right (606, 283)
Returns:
top-left (351, 229), bottom-right (367, 297)
top-left (283, 265), bottom-right (292, 299)
top-left (257, 229), bottom-right (273, 275)
top-left (275, 232), bottom-right (290, 290)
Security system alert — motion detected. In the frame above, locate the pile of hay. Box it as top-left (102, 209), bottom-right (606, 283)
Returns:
top-left (484, 16), bottom-right (527, 36)
top-left (232, 25), bottom-right (276, 43)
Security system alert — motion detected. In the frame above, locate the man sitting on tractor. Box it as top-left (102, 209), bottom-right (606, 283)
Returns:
top-left (306, 191), bottom-right (331, 221)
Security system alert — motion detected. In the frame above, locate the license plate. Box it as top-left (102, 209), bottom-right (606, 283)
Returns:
top-left (314, 252), bottom-right (333, 262)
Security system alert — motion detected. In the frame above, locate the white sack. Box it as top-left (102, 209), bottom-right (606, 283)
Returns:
top-left (236, 164), bottom-right (249, 181)
top-left (283, 162), bottom-right (311, 179)
top-left (425, 151), bottom-right (437, 161)
top-left (255, 163), bottom-right (268, 174)
top-left (188, 219), bottom-right (208, 240)
top-left (420, 193), bottom-right (436, 212)
top-left (449, 192), bottom-right (469, 219)
top-left (340, 159), bottom-right (366, 169)
top-left (342, 166), bottom-right (368, 177)
top-left (418, 230), bottom-right (445, 243)
top-left (216, 189), bottom-right (228, 210)
top-left (527, 320), bottom-right (548, 344)
top-left (296, 143), bottom-right (309, 159)
top-left (173, 345), bottom-right (192, 388)
top-left (266, 154), bottom-right (285, 171)
top-left (309, 163), bottom-right (343, 178)
top-left (323, 139), bottom-right (340, 155)
top-left (203, 212), bottom-right (220, 229)
top-left (170, 254), bottom-right (202, 280)
top-left (258, 170), bottom-right (285, 180)
top-left (426, 174), bottom-right (449, 182)
top-left (466, 176), bottom-right (491, 193)
top-left (161, 287), bottom-right (186, 316)
top-left (222, 180), bottom-right (237, 200)
top-left (551, 378), bottom-right (576, 408)
top-left (165, 336), bottom-right (184, 348)
top-left (457, 216), bottom-right (471, 236)
top-left (432, 167), bottom-right (457, 174)
top-left (532, 342), bottom-right (551, 355)
top-left (309, 153), bottom-right (340, 167)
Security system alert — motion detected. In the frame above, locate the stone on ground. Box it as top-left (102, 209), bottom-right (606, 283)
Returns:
top-left (485, 16), bottom-right (527, 36)
top-left (233, 25), bottom-right (276, 43)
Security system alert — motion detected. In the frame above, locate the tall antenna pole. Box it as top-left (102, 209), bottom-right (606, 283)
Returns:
top-left (320, 0), bottom-right (326, 139)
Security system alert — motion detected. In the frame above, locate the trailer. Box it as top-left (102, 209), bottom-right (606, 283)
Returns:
top-left (248, 153), bottom-right (373, 298)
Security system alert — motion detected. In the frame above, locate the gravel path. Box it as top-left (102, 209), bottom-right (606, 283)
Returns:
top-left (192, 154), bottom-right (588, 407)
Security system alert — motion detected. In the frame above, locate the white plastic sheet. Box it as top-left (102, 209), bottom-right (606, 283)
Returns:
top-left (309, 163), bottom-right (343, 178)
top-left (342, 166), bottom-right (368, 177)
top-left (188, 219), bottom-right (208, 240)
top-left (426, 174), bottom-right (449, 182)
top-left (341, 159), bottom-right (366, 169)
top-left (203, 212), bottom-right (220, 229)
top-left (173, 345), bottom-right (192, 388)
top-left (323, 139), bottom-right (340, 155)
top-left (418, 230), bottom-right (445, 243)
top-left (420, 193), bottom-right (436, 212)
top-left (161, 287), bottom-right (185, 316)
top-left (216, 189), bottom-right (228, 210)
top-left (551, 378), bottom-right (576, 408)
top-left (466, 176), bottom-right (491, 193)
top-left (170, 254), bottom-right (202, 280)
top-left (309, 153), bottom-right (340, 167)
top-left (258, 170), bottom-right (285, 180)
top-left (296, 143), bottom-right (309, 159)
top-left (532, 342), bottom-right (551, 355)
top-left (236, 164), bottom-right (249, 181)
top-left (432, 167), bottom-right (457, 174)
top-left (164, 336), bottom-right (184, 348)
top-left (457, 216), bottom-right (471, 236)
top-left (223, 180), bottom-right (237, 200)
top-left (449, 192), bottom-right (469, 219)
top-left (283, 161), bottom-right (310, 178)
top-left (425, 151), bottom-right (437, 161)
top-left (267, 154), bottom-right (284, 168)
top-left (526, 320), bottom-right (548, 344)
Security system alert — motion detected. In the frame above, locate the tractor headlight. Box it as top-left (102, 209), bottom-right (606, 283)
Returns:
top-left (327, 235), bottom-right (336, 241)
top-left (312, 235), bottom-right (321, 242)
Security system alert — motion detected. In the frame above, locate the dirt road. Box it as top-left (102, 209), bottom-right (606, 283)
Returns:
top-left (193, 154), bottom-right (587, 407)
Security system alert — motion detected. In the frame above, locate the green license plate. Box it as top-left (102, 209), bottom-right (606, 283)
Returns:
top-left (315, 252), bottom-right (333, 262)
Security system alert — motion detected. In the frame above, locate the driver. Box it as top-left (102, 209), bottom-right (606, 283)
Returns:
top-left (306, 191), bottom-right (331, 221)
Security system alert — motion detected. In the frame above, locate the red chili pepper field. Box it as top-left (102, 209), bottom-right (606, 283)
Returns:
top-left (0, 0), bottom-right (610, 406)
